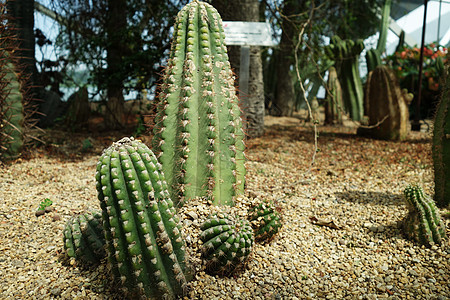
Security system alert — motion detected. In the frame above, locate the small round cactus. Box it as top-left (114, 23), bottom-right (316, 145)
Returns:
top-left (248, 200), bottom-right (282, 242)
top-left (63, 211), bottom-right (106, 265)
top-left (200, 212), bottom-right (254, 275)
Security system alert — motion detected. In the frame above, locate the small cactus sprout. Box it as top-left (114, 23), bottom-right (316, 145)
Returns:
top-left (96, 137), bottom-right (187, 299)
top-left (248, 200), bottom-right (282, 242)
top-left (63, 211), bottom-right (106, 265)
top-left (403, 185), bottom-right (447, 247)
top-left (200, 212), bottom-right (254, 275)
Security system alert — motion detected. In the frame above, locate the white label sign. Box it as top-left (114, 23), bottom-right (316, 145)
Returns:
top-left (223, 21), bottom-right (276, 46)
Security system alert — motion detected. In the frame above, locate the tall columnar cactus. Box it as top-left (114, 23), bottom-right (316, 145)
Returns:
top-left (433, 62), bottom-right (450, 207)
top-left (152, 0), bottom-right (246, 207)
top-left (326, 36), bottom-right (365, 121)
top-left (365, 0), bottom-right (392, 74)
top-left (63, 211), bottom-right (106, 265)
top-left (324, 66), bottom-right (344, 125)
top-left (403, 185), bottom-right (447, 247)
top-left (96, 137), bottom-right (188, 299)
top-left (200, 212), bottom-right (254, 275)
top-left (359, 65), bottom-right (411, 141)
top-left (248, 200), bottom-right (282, 242)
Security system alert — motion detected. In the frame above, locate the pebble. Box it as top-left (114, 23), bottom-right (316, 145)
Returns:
top-left (1, 127), bottom-right (449, 299)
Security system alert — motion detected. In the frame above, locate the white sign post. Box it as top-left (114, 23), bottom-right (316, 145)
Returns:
top-left (222, 22), bottom-right (276, 100)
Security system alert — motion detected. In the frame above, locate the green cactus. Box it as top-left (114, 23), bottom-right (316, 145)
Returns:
top-left (152, 0), bottom-right (246, 207)
top-left (403, 185), bottom-right (447, 247)
top-left (359, 65), bottom-right (410, 141)
top-left (326, 36), bottom-right (365, 121)
top-left (432, 62), bottom-right (450, 207)
top-left (200, 212), bottom-right (254, 275)
top-left (324, 66), bottom-right (344, 125)
top-left (248, 200), bottom-right (282, 242)
top-left (0, 4), bottom-right (35, 161)
top-left (96, 137), bottom-right (188, 299)
top-left (63, 211), bottom-right (106, 265)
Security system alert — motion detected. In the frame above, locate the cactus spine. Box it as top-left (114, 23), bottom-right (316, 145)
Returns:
top-left (200, 212), bottom-right (253, 275)
top-left (152, 0), bottom-right (246, 207)
top-left (248, 200), bottom-right (282, 242)
top-left (403, 185), bottom-right (447, 247)
top-left (360, 65), bottom-right (410, 140)
top-left (0, 4), bottom-right (25, 160)
top-left (96, 137), bottom-right (187, 299)
top-left (63, 211), bottom-right (106, 265)
top-left (432, 62), bottom-right (450, 207)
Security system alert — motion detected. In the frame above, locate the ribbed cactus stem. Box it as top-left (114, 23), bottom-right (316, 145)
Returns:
top-left (96, 137), bottom-right (187, 299)
top-left (248, 200), bottom-right (282, 242)
top-left (432, 63), bottom-right (450, 207)
top-left (152, 0), bottom-right (245, 207)
top-left (360, 65), bottom-right (410, 141)
top-left (63, 211), bottom-right (106, 265)
top-left (200, 212), bottom-right (253, 275)
top-left (403, 185), bottom-right (447, 247)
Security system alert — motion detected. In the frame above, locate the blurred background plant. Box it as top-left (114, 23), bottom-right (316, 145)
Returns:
top-left (385, 43), bottom-right (448, 119)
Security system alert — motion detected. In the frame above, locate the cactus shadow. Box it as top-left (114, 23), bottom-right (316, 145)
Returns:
top-left (335, 190), bottom-right (404, 207)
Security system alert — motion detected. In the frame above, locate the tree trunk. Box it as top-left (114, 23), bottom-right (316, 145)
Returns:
top-left (104, 0), bottom-right (127, 129)
top-left (271, 0), bottom-right (298, 117)
top-left (212, 0), bottom-right (265, 138)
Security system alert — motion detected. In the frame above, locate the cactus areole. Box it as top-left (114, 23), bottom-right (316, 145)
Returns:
top-left (96, 137), bottom-right (187, 299)
top-left (152, 0), bottom-right (246, 207)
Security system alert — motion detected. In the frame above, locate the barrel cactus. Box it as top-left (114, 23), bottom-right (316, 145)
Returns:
top-left (402, 185), bottom-right (447, 247)
top-left (248, 200), bottom-right (282, 242)
top-left (432, 62), bottom-right (450, 207)
top-left (359, 65), bottom-right (411, 141)
top-left (152, 0), bottom-right (246, 207)
top-left (200, 212), bottom-right (254, 275)
top-left (63, 211), bottom-right (106, 265)
top-left (96, 137), bottom-right (188, 299)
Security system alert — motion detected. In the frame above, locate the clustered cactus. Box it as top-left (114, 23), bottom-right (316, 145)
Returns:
top-left (359, 65), bottom-right (411, 141)
top-left (63, 211), bottom-right (106, 265)
top-left (326, 36), bottom-right (365, 121)
top-left (96, 137), bottom-right (188, 299)
top-left (402, 185), bottom-right (447, 247)
top-left (200, 212), bottom-right (254, 275)
top-left (248, 200), bottom-right (282, 242)
top-left (432, 61), bottom-right (450, 208)
top-left (152, 0), bottom-right (246, 207)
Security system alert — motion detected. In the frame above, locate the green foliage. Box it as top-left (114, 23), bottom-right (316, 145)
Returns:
top-left (53, 0), bottom-right (189, 102)
top-left (38, 198), bottom-right (53, 211)
top-left (248, 200), bottom-right (282, 242)
top-left (403, 185), bottom-right (447, 247)
top-left (432, 62), bottom-right (450, 208)
top-left (152, 0), bottom-right (246, 207)
top-left (385, 44), bottom-right (448, 118)
top-left (200, 212), bottom-right (254, 276)
top-left (63, 211), bottom-right (106, 265)
top-left (96, 137), bottom-right (187, 299)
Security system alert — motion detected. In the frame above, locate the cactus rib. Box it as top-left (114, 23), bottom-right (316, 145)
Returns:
top-left (152, 0), bottom-right (245, 207)
top-left (96, 137), bottom-right (187, 299)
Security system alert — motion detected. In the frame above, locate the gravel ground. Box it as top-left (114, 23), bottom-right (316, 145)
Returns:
top-left (0, 118), bottom-right (449, 299)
